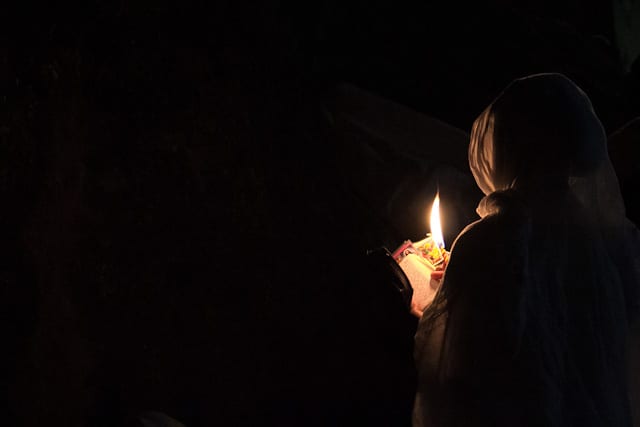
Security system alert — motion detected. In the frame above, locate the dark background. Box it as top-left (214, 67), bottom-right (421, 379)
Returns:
top-left (2, 1), bottom-right (639, 426)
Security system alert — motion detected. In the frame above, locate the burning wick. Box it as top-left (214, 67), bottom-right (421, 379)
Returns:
top-left (392, 192), bottom-right (449, 270)
top-left (429, 192), bottom-right (445, 249)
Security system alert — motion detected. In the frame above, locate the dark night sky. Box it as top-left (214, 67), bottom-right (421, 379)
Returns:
top-left (2, 2), bottom-right (639, 426)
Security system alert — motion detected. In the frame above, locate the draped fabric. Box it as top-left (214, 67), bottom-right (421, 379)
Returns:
top-left (413, 74), bottom-right (640, 427)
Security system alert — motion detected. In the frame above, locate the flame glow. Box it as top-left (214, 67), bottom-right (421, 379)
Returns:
top-left (429, 193), bottom-right (445, 248)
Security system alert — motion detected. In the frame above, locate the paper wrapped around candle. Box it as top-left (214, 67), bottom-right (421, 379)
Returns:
top-left (397, 253), bottom-right (441, 308)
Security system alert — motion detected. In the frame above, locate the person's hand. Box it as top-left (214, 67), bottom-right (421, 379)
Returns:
top-left (430, 269), bottom-right (444, 283)
top-left (410, 268), bottom-right (445, 318)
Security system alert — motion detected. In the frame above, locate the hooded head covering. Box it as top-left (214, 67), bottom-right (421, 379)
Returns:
top-left (469, 73), bottom-right (606, 195)
top-left (467, 73), bottom-right (637, 320)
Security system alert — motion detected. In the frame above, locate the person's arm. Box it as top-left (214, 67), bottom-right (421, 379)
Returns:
top-left (414, 213), bottom-right (530, 425)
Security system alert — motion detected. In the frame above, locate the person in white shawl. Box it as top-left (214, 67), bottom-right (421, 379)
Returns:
top-left (412, 73), bottom-right (640, 427)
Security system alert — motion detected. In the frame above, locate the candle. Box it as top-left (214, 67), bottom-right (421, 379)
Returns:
top-left (392, 192), bottom-right (448, 269)
top-left (391, 193), bottom-right (450, 309)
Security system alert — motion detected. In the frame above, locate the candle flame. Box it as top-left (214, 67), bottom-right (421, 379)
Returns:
top-left (430, 193), bottom-right (445, 248)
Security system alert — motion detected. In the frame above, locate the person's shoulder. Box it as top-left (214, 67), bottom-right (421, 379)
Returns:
top-left (451, 192), bottom-right (531, 255)
top-left (449, 217), bottom-right (500, 258)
